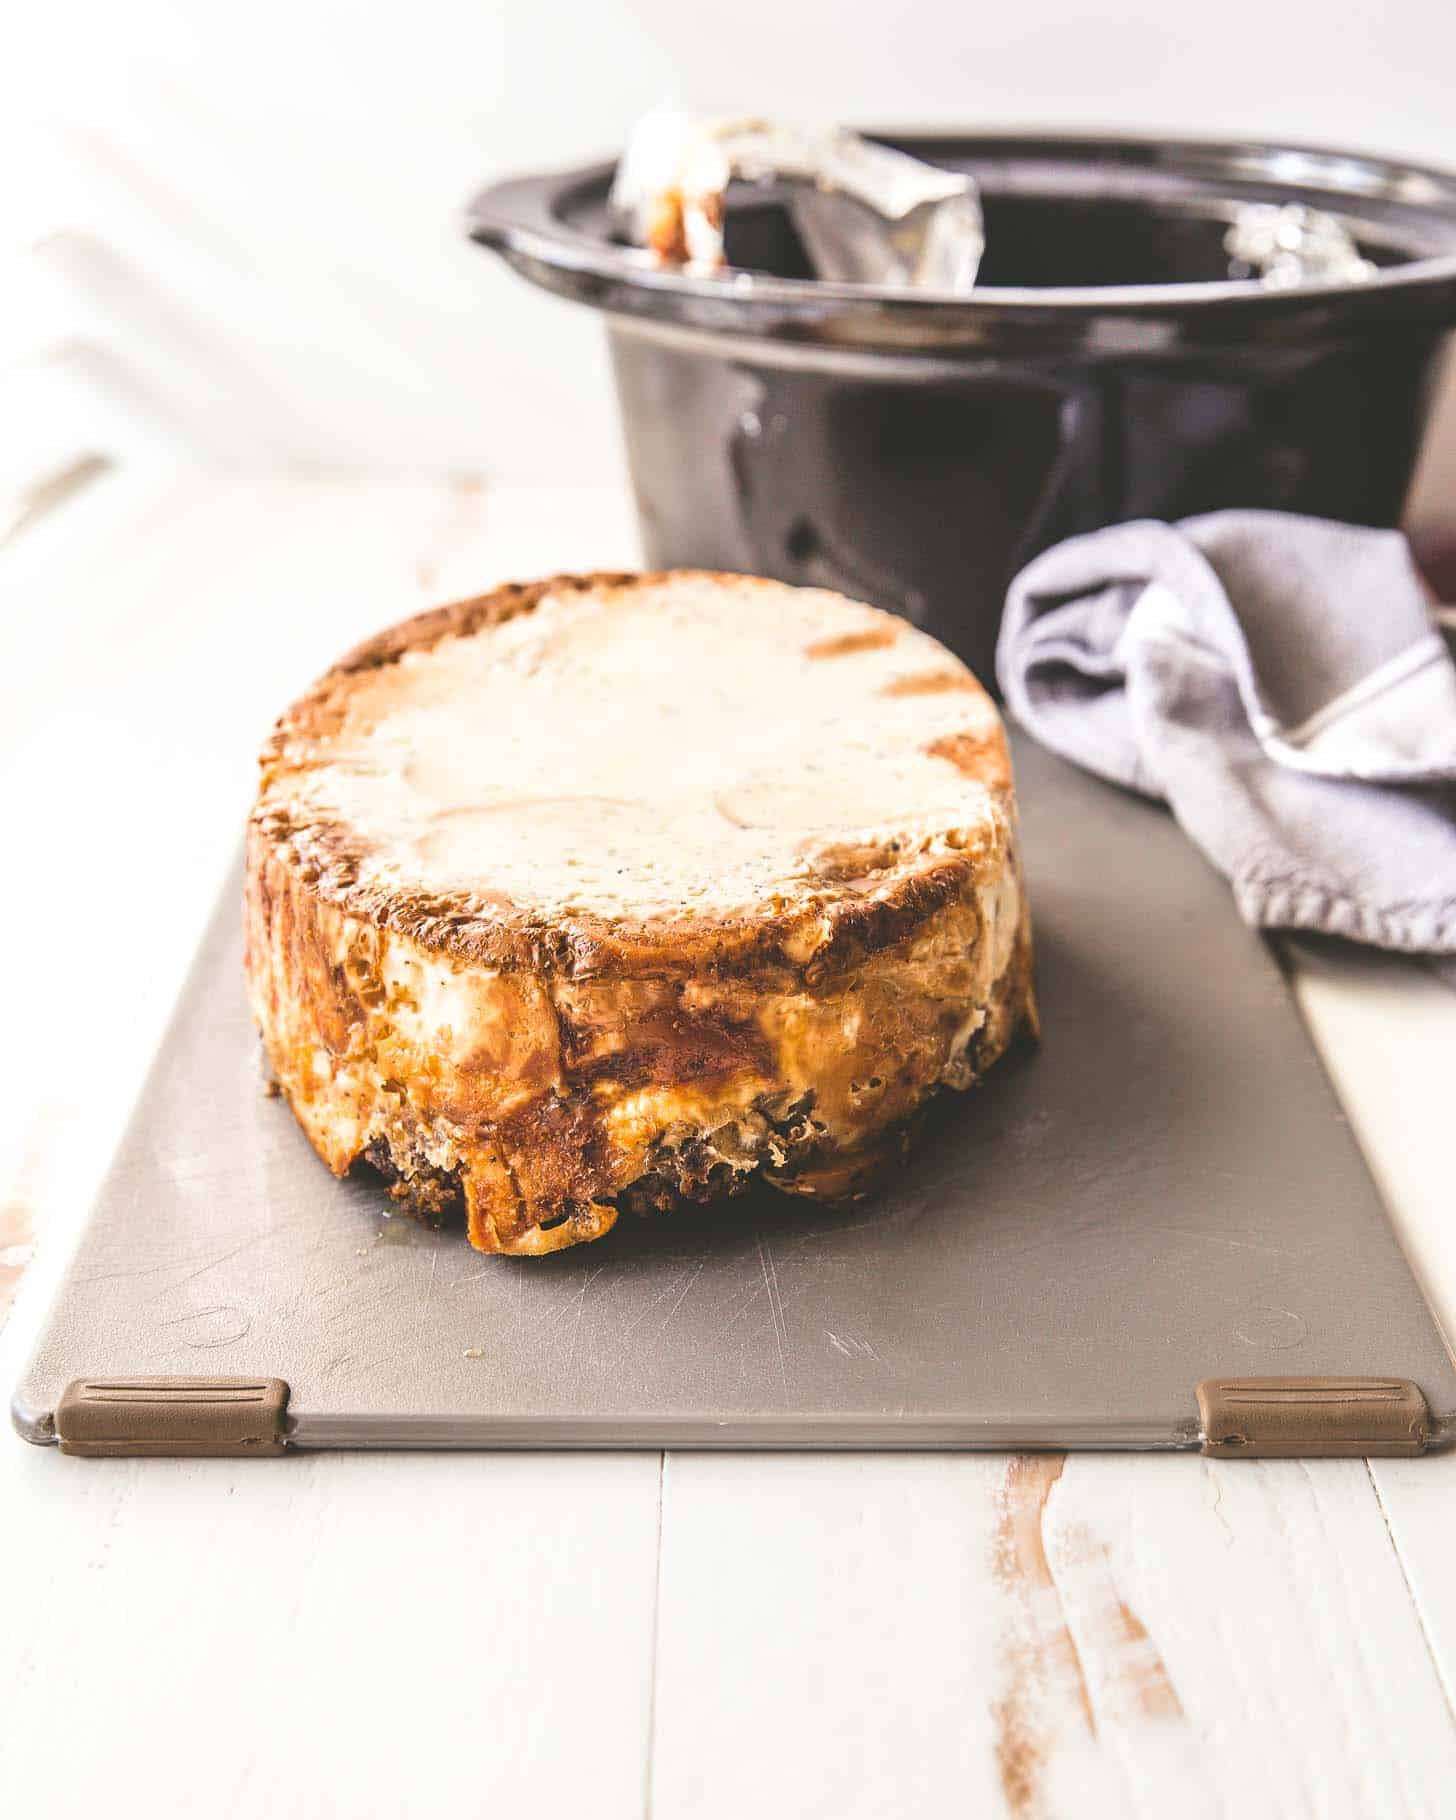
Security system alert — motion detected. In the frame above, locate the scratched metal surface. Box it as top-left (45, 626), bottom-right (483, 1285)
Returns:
top-left (14, 738), bottom-right (1456, 1449)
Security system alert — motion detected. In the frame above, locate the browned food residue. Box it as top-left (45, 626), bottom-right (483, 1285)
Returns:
top-left (992, 1466), bottom-right (1185, 1817)
top-left (992, 1455), bottom-right (1092, 1817)
top-left (1057, 1520), bottom-right (1184, 1723)
top-left (926, 729), bottom-right (1012, 792)
top-left (880, 670), bottom-right (975, 698)
top-left (1111, 1600), bottom-right (1184, 1721)
top-left (804, 626), bottom-right (897, 660)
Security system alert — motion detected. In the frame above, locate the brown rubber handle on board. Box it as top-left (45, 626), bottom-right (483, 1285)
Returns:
top-left (55, 1378), bottom-right (290, 1457)
top-left (1197, 1376), bottom-right (1430, 1458)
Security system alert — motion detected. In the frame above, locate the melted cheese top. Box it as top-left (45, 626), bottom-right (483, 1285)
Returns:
top-left (278, 575), bottom-right (1008, 924)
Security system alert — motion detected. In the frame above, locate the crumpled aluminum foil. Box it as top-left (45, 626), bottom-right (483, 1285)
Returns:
top-left (1224, 202), bottom-right (1376, 288)
top-left (609, 109), bottom-right (984, 292)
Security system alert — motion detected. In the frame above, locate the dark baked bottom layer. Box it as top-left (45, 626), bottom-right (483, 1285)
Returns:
top-left (339, 927), bottom-right (1037, 1240)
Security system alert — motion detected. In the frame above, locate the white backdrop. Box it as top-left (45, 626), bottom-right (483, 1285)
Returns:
top-left (6, 0), bottom-right (1456, 500)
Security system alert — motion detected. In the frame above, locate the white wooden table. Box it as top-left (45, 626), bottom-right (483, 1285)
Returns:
top-left (3, 475), bottom-right (1454, 1819)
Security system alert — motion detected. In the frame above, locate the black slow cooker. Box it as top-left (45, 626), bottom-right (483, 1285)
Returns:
top-left (469, 132), bottom-right (1456, 686)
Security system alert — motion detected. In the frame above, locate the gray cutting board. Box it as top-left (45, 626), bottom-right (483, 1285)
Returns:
top-left (14, 738), bottom-right (1456, 1451)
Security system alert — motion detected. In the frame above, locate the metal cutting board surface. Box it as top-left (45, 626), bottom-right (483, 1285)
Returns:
top-left (15, 738), bottom-right (1456, 1450)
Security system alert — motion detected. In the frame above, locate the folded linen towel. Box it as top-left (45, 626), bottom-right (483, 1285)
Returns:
top-left (996, 511), bottom-right (1456, 954)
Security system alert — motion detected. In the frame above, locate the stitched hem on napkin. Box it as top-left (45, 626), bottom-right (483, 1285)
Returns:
top-left (1234, 871), bottom-right (1456, 951)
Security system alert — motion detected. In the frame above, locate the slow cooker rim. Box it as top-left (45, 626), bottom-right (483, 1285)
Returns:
top-left (467, 127), bottom-right (1456, 320)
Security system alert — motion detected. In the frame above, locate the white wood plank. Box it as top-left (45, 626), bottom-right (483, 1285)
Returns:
top-left (1047, 1454), bottom-right (1456, 1818)
top-left (1367, 1454), bottom-right (1456, 1719)
top-left (1284, 939), bottom-right (1456, 1352)
top-left (650, 1449), bottom-right (1456, 1819)
top-left (0, 1440), bottom-right (662, 1820)
top-left (650, 1453), bottom-right (1011, 1815)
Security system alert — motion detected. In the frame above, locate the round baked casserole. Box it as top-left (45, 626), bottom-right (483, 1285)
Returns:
top-left (245, 571), bottom-right (1037, 1254)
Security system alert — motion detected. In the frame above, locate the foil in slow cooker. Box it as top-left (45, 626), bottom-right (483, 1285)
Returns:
top-left (1225, 202), bottom-right (1375, 288)
top-left (609, 109), bottom-right (985, 292)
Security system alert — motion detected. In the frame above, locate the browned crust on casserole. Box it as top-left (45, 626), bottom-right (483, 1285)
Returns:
top-left (251, 571), bottom-right (1015, 984)
top-left (245, 571), bottom-right (1036, 1254)
top-left (245, 836), bottom-right (1035, 1254)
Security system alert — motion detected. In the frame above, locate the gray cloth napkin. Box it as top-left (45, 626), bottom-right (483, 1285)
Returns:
top-left (996, 510), bottom-right (1456, 954)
